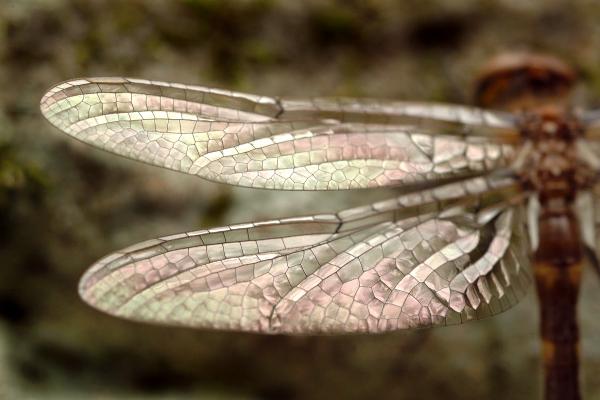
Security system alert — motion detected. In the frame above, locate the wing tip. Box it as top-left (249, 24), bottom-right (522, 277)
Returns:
top-left (40, 77), bottom-right (91, 124)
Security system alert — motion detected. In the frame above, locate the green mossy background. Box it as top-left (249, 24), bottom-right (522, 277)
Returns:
top-left (1, 0), bottom-right (600, 399)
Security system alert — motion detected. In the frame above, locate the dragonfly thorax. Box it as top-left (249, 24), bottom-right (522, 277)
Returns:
top-left (519, 109), bottom-right (591, 204)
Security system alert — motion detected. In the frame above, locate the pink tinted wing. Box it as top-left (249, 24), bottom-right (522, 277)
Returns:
top-left (78, 176), bottom-right (532, 333)
top-left (40, 78), bottom-right (520, 190)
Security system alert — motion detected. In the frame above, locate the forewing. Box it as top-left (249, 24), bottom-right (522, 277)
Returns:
top-left (41, 78), bottom-right (519, 190)
top-left (79, 176), bottom-right (532, 333)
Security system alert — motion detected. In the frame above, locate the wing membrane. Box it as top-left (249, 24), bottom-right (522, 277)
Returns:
top-left (79, 176), bottom-right (532, 333)
top-left (582, 109), bottom-right (600, 140)
top-left (578, 187), bottom-right (600, 265)
top-left (41, 78), bottom-right (519, 190)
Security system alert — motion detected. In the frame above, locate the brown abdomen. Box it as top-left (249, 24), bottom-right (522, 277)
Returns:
top-left (534, 205), bottom-right (582, 400)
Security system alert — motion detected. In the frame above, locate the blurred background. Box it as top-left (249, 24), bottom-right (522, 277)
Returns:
top-left (2, 0), bottom-right (600, 399)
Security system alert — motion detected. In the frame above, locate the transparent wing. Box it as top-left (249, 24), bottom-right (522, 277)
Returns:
top-left (79, 176), bottom-right (532, 333)
top-left (40, 78), bottom-right (519, 190)
top-left (582, 109), bottom-right (600, 140)
top-left (578, 187), bottom-right (600, 265)
top-left (577, 139), bottom-right (600, 173)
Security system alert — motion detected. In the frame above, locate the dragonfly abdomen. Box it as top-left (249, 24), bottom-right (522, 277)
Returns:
top-left (525, 109), bottom-right (585, 400)
top-left (534, 201), bottom-right (583, 400)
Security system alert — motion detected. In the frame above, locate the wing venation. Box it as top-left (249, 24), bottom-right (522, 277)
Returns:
top-left (79, 176), bottom-right (531, 333)
top-left (41, 78), bottom-right (519, 190)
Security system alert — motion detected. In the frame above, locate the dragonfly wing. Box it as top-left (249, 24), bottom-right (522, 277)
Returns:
top-left (276, 97), bottom-right (517, 134)
top-left (273, 203), bottom-right (530, 333)
top-left (41, 78), bottom-right (519, 190)
top-left (575, 189), bottom-right (600, 278)
top-left (582, 109), bottom-right (600, 140)
top-left (79, 176), bottom-right (532, 333)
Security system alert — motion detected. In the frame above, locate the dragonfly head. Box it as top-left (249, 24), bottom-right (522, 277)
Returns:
top-left (474, 52), bottom-right (576, 111)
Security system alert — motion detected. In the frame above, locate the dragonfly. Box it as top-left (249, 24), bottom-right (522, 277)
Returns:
top-left (40, 53), bottom-right (600, 400)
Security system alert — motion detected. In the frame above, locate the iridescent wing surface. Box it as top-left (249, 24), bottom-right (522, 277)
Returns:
top-left (79, 176), bottom-right (532, 333)
top-left (40, 78), bottom-right (520, 190)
